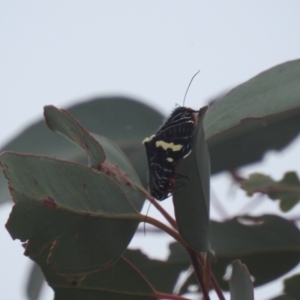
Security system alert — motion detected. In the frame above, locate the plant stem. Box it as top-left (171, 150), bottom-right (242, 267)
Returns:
top-left (140, 188), bottom-right (178, 229)
top-left (151, 198), bottom-right (178, 228)
top-left (204, 254), bottom-right (211, 291)
top-left (155, 291), bottom-right (191, 300)
top-left (137, 192), bottom-right (225, 300)
top-left (187, 249), bottom-right (210, 300)
top-left (196, 253), bottom-right (226, 300)
top-left (123, 257), bottom-right (191, 300)
top-left (139, 214), bottom-right (185, 245)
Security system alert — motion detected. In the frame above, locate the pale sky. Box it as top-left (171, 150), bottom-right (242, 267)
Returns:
top-left (1, 2), bottom-right (300, 299)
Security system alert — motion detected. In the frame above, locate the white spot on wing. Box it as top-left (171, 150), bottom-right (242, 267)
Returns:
top-left (183, 149), bottom-right (192, 158)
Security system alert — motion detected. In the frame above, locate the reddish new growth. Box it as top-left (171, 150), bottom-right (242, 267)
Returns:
top-left (100, 161), bottom-right (132, 187)
top-left (42, 196), bottom-right (57, 209)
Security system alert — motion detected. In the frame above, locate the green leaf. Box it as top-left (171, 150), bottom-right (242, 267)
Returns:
top-left (0, 97), bottom-right (164, 204)
top-left (173, 107), bottom-right (210, 252)
top-left (211, 215), bottom-right (300, 289)
top-left (241, 172), bottom-right (300, 212)
top-left (139, 215), bottom-right (300, 294)
top-left (173, 106), bottom-right (211, 252)
top-left (92, 133), bottom-right (145, 210)
top-left (229, 260), bottom-right (254, 300)
top-left (44, 105), bottom-right (106, 167)
top-left (123, 243), bottom-right (193, 294)
top-left (43, 105), bottom-right (144, 210)
top-left (284, 274), bottom-right (300, 299)
top-left (125, 213), bottom-right (300, 295)
top-left (31, 244), bottom-right (157, 300)
top-left (2, 153), bottom-right (142, 275)
top-left (204, 59), bottom-right (300, 173)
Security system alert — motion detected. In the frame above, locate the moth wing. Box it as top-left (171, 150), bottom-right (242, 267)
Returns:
top-left (143, 137), bottom-right (172, 200)
top-left (148, 163), bottom-right (173, 200)
top-left (154, 121), bottom-right (195, 165)
top-left (157, 107), bottom-right (194, 134)
top-left (143, 119), bottom-right (195, 201)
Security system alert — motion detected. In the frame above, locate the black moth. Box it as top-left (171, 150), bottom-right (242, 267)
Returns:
top-left (143, 107), bottom-right (198, 200)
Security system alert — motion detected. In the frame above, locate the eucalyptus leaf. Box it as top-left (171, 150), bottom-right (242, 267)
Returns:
top-left (44, 105), bottom-right (106, 167)
top-left (204, 59), bottom-right (300, 173)
top-left (229, 260), bottom-right (254, 300)
top-left (173, 106), bottom-right (211, 252)
top-left (123, 243), bottom-right (193, 294)
top-left (43, 105), bottom-right (144, 209)
top-left (210, 215), bottom-right (300, 289)
top-left (130, 215), bottom-right (300, 294)
top-left (0, 97), bottom-right (164, 204)
top-left (32, 245), bottom-right (157, 300)
top-left (241, 172), bottom-right (300, 212)
top-left (2, 153), bottom-right (141, 275)
top-left (284, 274), bottom-right (300, 299)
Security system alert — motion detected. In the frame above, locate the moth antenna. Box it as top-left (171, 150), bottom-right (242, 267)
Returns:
top-left (183, 70), bottom-right (200, 107)
top-left (143, 201), bottom-right (152, 236)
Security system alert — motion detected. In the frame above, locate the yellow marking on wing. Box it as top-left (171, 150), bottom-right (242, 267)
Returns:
top-left (156, 141), bottom-right (183, 151)
top-left (142, 135), bottom-right (156, 144)
top-left (166, 157), bottom-right (174, 162)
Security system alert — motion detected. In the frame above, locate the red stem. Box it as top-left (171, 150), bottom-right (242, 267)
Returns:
top-left (196, 253), bottom-right (226, 300)
top-left (137, 186), bottom-right (225, 300)
top-left (148, 193), bottom-right (178, 229)
top-left (136, 185), bottom-right (178, 229)
top-left (151, 201), bottom-right (226, 300)
top-left (155, 292), bottom-right (191, 300)
top-left (230, 170), bottom-right (245, 183)
top-left (123, 257), bottom-right (191, 300)
top-left (139, 214), bottom-right (186, 245)
top-left (187, 249), bottom-right (210, 300)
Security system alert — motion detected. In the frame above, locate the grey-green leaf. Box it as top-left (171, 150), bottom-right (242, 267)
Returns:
top-left (241, 172), bottom-right (300, 212)
top-left (43, 105), bottom-right (144, 210)
top-left (173, 106), bottom-right (211, 252)
top-left (0, 97), bottom-right (164, 204)
top-left (123, 242), bottom-right (193, 294)
top-left (32, 244), bottom-right (157, 300)
top-left (44, 105), bottom-right (106, 167)
top-left (229, 260), bottom-right (254, 300)
top-left (205, 59), bottom-right (300, 173)
top-left (2, 153), bottom-right (141, 275)
top-left (137, 215), bottom-right (300, 294)
top-left (284, 274), bottom-right (300, 299)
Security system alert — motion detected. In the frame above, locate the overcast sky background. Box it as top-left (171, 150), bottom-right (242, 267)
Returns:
top-left (1, 2), bottom-right (300, 299)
